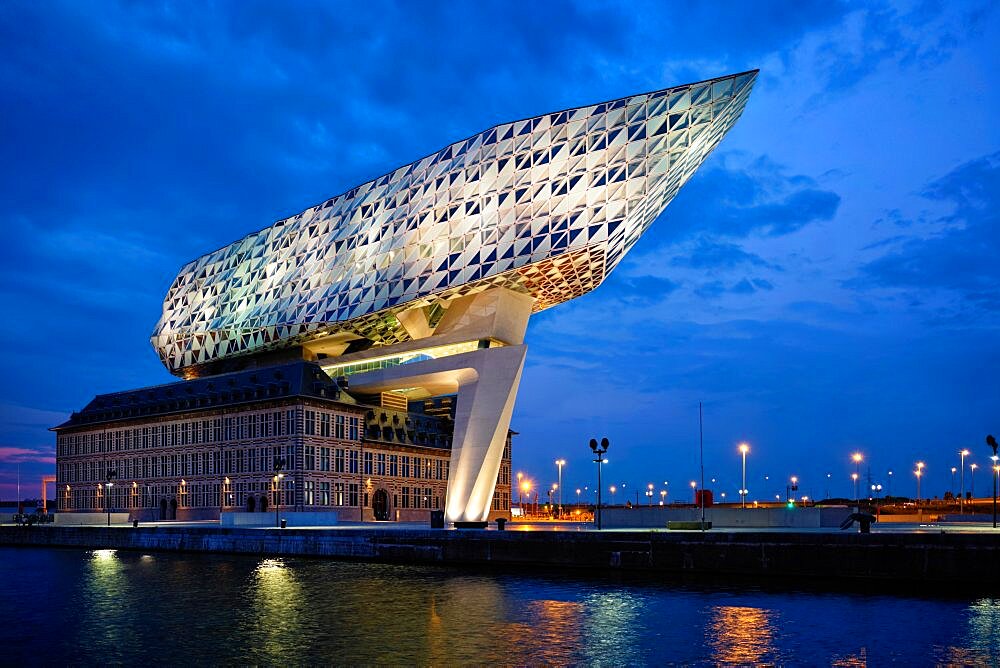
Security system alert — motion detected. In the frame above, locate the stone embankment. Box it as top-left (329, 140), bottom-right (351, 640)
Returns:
top-left (3, 525), bottom-right (999, 588)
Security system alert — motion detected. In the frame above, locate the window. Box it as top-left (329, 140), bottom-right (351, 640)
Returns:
top-left (305, 446), bottom-right (315, 471)
top-left (376, 453), bottom-right (386, 476)
top-left (320, 447), bottom-right (330, 472)
top-left (389, 455), bottom-right (398, 477)
top-left (304, 481), bottom-right (315, 505)
top-left (349, 417), bottom-right (359, 440)
top-left (335, 482), bottom-right (345, 506)
top-left (349, 450), bottom-right (359, 474)
top-left (319, 482), bottom-right (330, 506)
top-left (401, 456), bottom-right (410, 478)
top-left (413, 457), bottom-right (421, 479)
top-left (335, 448), bottom-right (345, 473)
top-left (402, 487), bottom-right (410, 508)
top-left (305, 410), bottom-right (316, 435)
top-left (335, 415), bottom-right (345, 439)
top-left (320, 413), bottom-right (330, 437)
top-left (364, 452), bottom-right (373, 475)
top-left (349, 483), bottom-right (359, 507)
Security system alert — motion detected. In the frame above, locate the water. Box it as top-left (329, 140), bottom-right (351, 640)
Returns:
top-left (1, 547), bottom-right (998, 665)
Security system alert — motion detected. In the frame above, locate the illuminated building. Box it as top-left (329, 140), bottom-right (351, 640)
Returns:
top-left (53, 362), bottom-right (512, 521)
top-left (57, 71), bottom-right (755, 523)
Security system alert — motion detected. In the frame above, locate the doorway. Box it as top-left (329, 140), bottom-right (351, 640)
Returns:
top-left (372, 489), bottom-right (390, 521)
top-left (246, 496), bottom-right (256, 513)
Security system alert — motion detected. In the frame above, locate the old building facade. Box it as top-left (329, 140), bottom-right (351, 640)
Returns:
top-left (54, 362), bottom-right (511, 522)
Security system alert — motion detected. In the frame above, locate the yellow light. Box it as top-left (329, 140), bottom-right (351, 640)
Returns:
top-left (739, 443), bottom-right (749, 454)
top-left (690, 481), bottom-right (696, 488)
top-left (520, 481), bottom-right (531, 493)
top-left (851, 473), bottom-right (858, 480)
top-left (961, 449), bottom-right (970, 456)
top-left (916, 461), bottom-right (925, 470)
top-left (852, 452), bottom-right (863, 463)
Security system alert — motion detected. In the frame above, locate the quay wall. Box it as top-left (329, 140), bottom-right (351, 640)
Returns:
top-left (2, 525), bottom-right (999, 587)
top-left (600, 506), bottom-right (851, 529)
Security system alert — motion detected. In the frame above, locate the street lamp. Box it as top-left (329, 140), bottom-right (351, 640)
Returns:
top-left (887, 470), bottom-right (893, 498)
top-left (520, 480), bottom-right (531, 516)
top-left (589, 438), bottom-right (610, 530)
top-left (555, 460), bottom-right (566, 519)
top-left (610, 485), bottom-right (617, 506)
top-left (915, 463), bottom-right (924, 504)
top-left (959, 449), bottom-right (970, 510)
top-left (852, 453), bottom-right (863, 502)
top-left (660, 489), bottom-right (667, 505)
top-left (986, 434), bottom-right (998, 528)
top-left (647, 483), bottom-right (654, 507)
top-left (739, 442), bottom-right (750, 509)
top-left (970, 463), bottom-right (978, 499)
top-left (273, 456), bottom-right (286, 528)
top-left (105, 468), bottom-right (117, 526)
top-left (786, 476), bottom-right (799, 503)
top-left (517, 472), bottom-right (523, 509)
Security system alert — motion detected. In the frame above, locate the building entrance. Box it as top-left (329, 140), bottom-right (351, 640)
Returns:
top-left (372, 489), bottom-right (390, 521)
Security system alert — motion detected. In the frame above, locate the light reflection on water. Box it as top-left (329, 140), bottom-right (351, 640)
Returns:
top-left (707, 605), bottom-right (778, 665)
top-left (0, 547), bottom-right (997, 665)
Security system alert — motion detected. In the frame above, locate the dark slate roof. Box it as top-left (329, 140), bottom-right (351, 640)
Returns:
top-left (53, 361), bottom-right (358, 430)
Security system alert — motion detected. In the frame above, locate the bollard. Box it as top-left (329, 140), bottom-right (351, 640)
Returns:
top-left (133, 519), bottom-right (139, 528)
top-left (496, 518), bottom-right (507, 531)
top-left (280, 518), bottom-right (287, 529)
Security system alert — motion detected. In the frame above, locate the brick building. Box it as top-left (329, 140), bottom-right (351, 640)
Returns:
top-left (53, 361), bottom-right (511, 522)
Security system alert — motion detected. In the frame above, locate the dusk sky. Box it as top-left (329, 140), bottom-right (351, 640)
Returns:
top-left (1, 0), bottom-right (998, 504)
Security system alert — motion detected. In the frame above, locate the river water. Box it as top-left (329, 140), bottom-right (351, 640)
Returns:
top-left (1, 547), bottom-right (997, 665)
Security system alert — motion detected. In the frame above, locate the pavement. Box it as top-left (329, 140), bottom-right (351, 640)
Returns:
top-left (5, 518), bottom-right (1000, 534)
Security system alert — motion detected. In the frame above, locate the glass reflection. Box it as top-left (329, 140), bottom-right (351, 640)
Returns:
top-left (707, 605), bottom-right (777, 665)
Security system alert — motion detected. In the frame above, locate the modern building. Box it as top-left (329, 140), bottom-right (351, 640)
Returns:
top-left (56, 71), bottom-right (755, 523)
top-left (54, 361), bottom-right (512, 521)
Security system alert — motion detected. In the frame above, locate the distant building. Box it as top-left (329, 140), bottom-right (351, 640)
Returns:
top-left (53, 361), bottom-right (511, 521)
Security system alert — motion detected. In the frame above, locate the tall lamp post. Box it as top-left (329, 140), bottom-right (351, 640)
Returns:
top-left (589, 438), bottom-right (609, 530)
top-left (915, 462), bottom-right (924, 504)
top-left (739, 442), bottom-right (750, 509)
top-left (959, 449), bottom-right (970, 510)
top-left (105, 468), bottom-right (117, 527)
top-left (987, 435), bottom-right (998, 528)
top-left (273, 456), bottom-right (286, 528)
top-left (970, 463), bottom-right (978, 499)
top-left (852, 453), bottom-right (863, 503)
top-left (610, 485), bottom-right (616, 506)
top-left (555, 459), bottom-right (566, 519)
top-left (517, 472), bottom-right (523, 510)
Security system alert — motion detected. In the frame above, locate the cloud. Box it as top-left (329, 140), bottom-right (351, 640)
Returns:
top-left (854, 151), bottom-right (1000, 310)
top-left (637, 152), bottom-right (841, 247)
top-left (670, 238), bottom-right (777, 271)
top-left (0, 446), bottom-right (55, 465)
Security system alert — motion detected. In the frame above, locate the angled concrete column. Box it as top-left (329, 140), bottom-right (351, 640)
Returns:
top-left (343, 344), bottom-right (527, 522)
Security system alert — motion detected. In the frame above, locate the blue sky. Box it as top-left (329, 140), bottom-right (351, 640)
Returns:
top-left (1, 0), bottom-right (998, 504)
